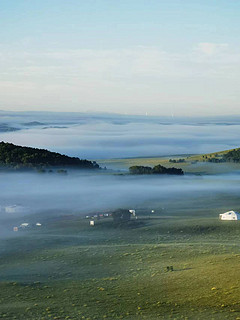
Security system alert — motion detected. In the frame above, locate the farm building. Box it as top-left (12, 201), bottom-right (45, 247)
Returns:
top-left (19, 223), bottom-right (29, 228)
top-left (129, 209), bottom-right (136, 216)
top-left (5, 205), bottom-right (24, 213)
top-left (219, 211), bottom-right (240, 220)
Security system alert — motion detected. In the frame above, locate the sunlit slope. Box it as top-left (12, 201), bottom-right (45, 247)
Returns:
top-left (98, 148), bottom-right (240, 174)
top-left (1, 215), bottom-right (240, 319)
top-left (188, 148), bottom-right (236, 161)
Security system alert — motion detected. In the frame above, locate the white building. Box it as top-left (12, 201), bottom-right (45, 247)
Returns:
top-left (5, 205), bottom-right (24, 213)
top-left (129, 209), bottom-right (136, 216)
top-left (19, 223), bottom-right (29, 228)
top-left (219, 211), bottom-right (240, 221)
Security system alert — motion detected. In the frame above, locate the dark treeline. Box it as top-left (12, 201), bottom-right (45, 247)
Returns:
top-left (201, 149), bottom-right (240, 163)
top-left (112, 209), bottom-right (131, 223)
top-left (0, 141), bottom-right (99, 170)
top-left (129, 164), bottom-right (184, 175)
top-left (169, 158), bottom-right (185, 163)
top-left (206, 157), bottom-right (226, 163)
top-left (223, 149), bottom-right (240, 162)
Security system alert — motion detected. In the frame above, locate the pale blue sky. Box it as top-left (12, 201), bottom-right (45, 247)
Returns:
top-left (1, 0), bottom-right (240, 115)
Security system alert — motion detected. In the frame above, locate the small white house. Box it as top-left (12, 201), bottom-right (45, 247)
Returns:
top-left (129, 209), bottom-right (136, 216)
top-left (5, 205), bottom-right (24, 213)
top-left (19, 223), bottom-right (29, 228)
top-left (90, 220), bottom-right (95, 226)
top-left (219, 211), bottom-right (240, 221)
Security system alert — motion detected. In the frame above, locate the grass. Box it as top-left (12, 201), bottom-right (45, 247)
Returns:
top-left (1, 209), bottom-right (240, 319)
top-left (98, 148), bottom-right (240, 174)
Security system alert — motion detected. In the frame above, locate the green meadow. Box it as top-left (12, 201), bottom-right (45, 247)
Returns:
top-left (98, 149), bottom-right (240, 174)
top-left (1, 203), bottom-right (240, 320)
top-left (2, 150), bottom-right (240, 319)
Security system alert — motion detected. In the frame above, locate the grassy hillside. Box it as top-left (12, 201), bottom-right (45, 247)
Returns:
top-left (0, 142), bottom-right (99, 170)
top-left (1, 201), bottom-right (240, 319)
top-left (98, 148), bottom-right (240, 174)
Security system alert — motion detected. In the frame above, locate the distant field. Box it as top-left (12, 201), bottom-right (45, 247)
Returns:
top-left (98, 149), bottom-right (240, 174)
top-left (1, 198), bottom-right (240, 319)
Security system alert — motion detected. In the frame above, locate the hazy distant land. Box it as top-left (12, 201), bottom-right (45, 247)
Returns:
top-left (99, 148), bottom-right (240, 175)
top-left (1, 111), bottom-right (240, 160)
top-left (1, 112), bottom-right (240, 319)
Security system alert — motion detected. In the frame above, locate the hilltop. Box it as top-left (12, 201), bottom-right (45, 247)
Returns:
top-left (185, 147), bottom-right (239, 162)
top-left (0, 142), bottom-right (99, 170)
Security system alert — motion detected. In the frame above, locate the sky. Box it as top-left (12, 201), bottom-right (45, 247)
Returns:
top-left (0, 0), bottom-right (240, 116)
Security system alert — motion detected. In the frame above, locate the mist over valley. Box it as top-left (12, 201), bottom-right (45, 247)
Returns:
top-left (1, 111), bottom-right (240, 159)
top-left (2, 112), bottom-right (240, 319)
top-left (1, 111), bottom-right (240, 224)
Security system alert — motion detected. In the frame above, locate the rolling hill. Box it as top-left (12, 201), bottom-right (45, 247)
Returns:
top-left (0, 141), bottom-right (100, 170)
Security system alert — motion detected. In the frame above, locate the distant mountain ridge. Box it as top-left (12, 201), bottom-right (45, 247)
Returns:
top-left (22, 121), bottom-right (45, 126)
top-left (0, 142), bottom-right (99, 170)
top-left (0, 124), bottom-right (20, 133)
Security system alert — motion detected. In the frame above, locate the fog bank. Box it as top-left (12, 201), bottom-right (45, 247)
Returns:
top-left (1, 111), bottom-right (240, 159)
top-left (1, 171), bottom-right (240, 225)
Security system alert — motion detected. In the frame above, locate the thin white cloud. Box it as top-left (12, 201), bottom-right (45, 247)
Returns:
top-left (0, 45), bottom-right (240, 115)
top-left (196, 42), bottom-right (229, 56)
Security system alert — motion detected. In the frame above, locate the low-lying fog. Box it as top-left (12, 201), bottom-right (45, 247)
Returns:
top-left (1, 111), bottom-right (240, 159)
top-left (1, 111), bottom-right (240, 239)
top-left (1, 170), bottom-right (240, 237)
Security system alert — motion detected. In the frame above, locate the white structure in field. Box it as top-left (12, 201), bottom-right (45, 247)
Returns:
top-left (90, 220), bottom-right (95, 226)
top-left (5, 205), bottom-right (24, 213)
top-left (129, 209), bottom-right (136, 216)
top-left (219, 211), bottom-right (240, 221)
top-left (19, 223), bottom-right (29, 228)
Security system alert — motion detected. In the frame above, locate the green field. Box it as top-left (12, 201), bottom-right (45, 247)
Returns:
top-left (2, 148), bottom-right (240, 319)
top-left (98, 150), bottom-right (240, 174)
top-left (1, 202), bottom-right (240, 320)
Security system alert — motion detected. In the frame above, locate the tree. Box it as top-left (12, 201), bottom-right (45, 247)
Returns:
top-left (112, 209), bottom-right (131, 223)
top-left (129, 164), bottom-right (184, 175)
top-left (129, 166), bottom-right (152, 174)
top-left (152, 164), bottom-right (166, 174)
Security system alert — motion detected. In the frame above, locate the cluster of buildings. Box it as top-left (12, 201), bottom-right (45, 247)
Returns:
top-left (0, 204), bottom-right (43, 232)
top-left (85, 212), bottom-right (111, 227)
top-left (87, 209), bottom-right (137, 226)
top-left (13, 222), bottom-right (42, 232)
top-left (1, 205), bottom-right (25, 213)
top-left (85, 212), bottom-right (111, 219)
